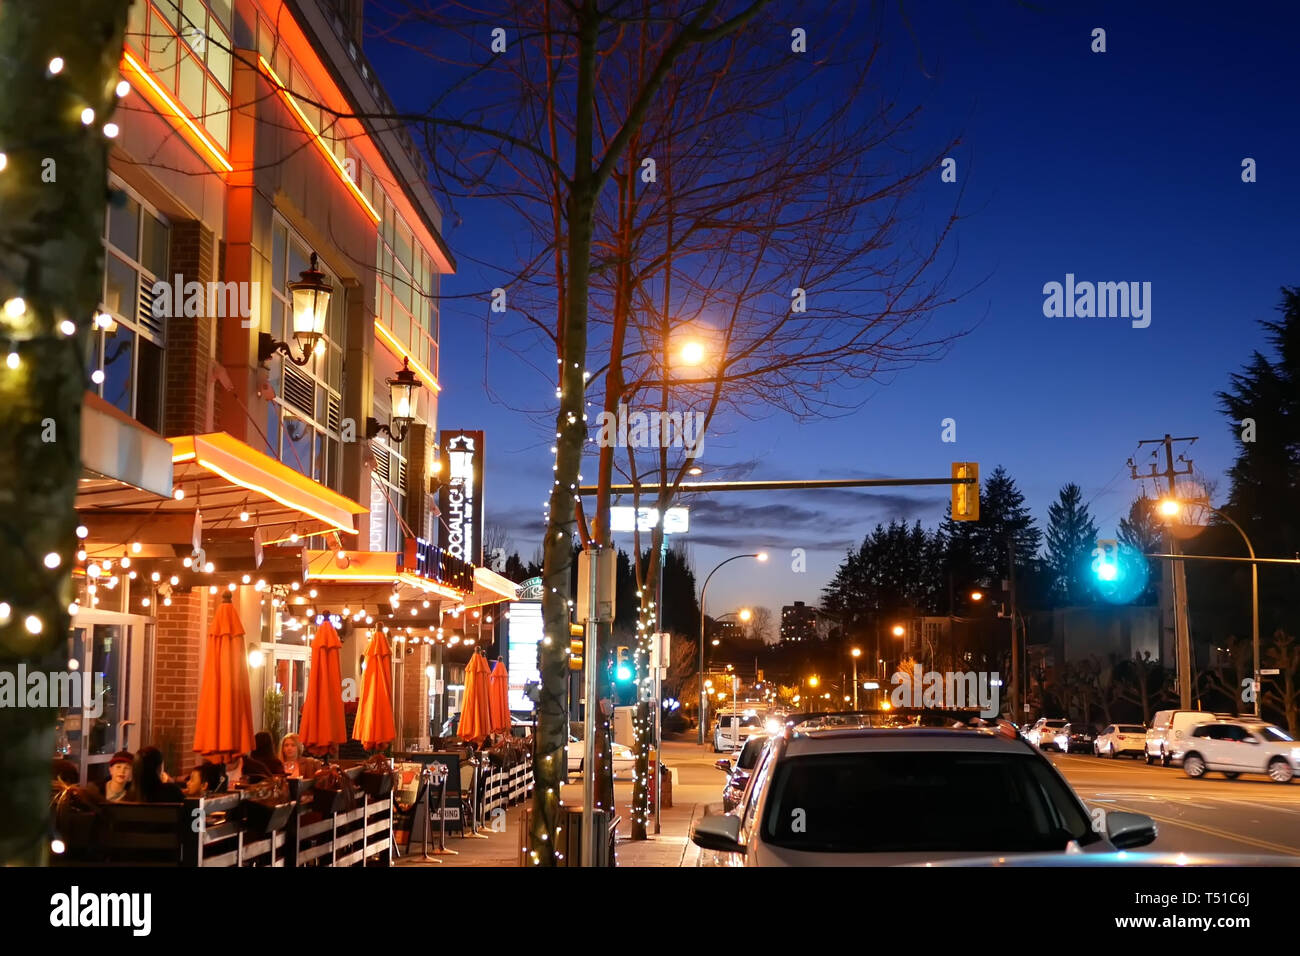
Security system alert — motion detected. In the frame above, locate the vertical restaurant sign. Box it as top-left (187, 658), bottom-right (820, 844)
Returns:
top-left (438, 430), bottom-right (485, 567)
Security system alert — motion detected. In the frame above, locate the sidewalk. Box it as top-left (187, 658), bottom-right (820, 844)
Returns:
top-left (392, 792), bottom-right (703, 867)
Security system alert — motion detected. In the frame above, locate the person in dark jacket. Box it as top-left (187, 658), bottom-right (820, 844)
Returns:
top-left (248, 732), bottom-right (284, 776)
top-left (129, 746), bottom-right (185, 802)
top-left (182, 759), bottom-right (229, 797)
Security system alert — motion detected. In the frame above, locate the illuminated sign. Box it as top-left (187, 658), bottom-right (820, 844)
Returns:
top-left (609, 506), bottom-right (689, 534)
top-left (438, 430), bottom-right (485, 566)
top-left (507, 601), bottom-right (543, 712)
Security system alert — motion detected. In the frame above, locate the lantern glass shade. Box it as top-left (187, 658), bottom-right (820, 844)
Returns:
top-left (286, 253), bottom-right (331, 352)
top-left (387, 358), bottom-right (422, 426)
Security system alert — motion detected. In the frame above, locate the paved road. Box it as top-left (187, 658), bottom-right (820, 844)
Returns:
top-left (1049, 751), bottom-right (1300, 858)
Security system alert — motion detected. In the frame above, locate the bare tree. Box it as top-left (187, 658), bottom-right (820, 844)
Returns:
top-left (0, 0), bottom-right (134, 864)
top-left (1263, 629), bottom-right (1300, 736)
top-left (745, 606), bottom-right (775, 644)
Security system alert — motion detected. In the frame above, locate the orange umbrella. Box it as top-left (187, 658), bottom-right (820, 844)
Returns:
top-left (299, 618), bottom-right (347, 756)
top-left (488, 659), bottom-right (510, 733)
top-left (456, 651), bottom-right (493, 744)
top-left (352, 630), bottom-right (396, 750)
top-left (194, 593), bottom-right (255, 757)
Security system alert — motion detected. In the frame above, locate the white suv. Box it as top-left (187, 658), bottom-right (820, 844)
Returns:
top-left (1025, 718), bottom-right (1068, 751)
top-left (690, 727), bottom-right (1158, 865)
top-left (1145, 710), bottom-right (1232, 766)
top-left (1181, 720), bottom-right (1299, 783)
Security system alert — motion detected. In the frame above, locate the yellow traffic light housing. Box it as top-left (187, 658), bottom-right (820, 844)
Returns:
top-left (952, 461), bottom-right (979, 521)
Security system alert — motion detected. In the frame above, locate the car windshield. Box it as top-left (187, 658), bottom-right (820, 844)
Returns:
top-left (1118, 725), bottom-right (1145, 734)
top-left (1044, 720), bottom-right (1067, 729)
top-left (1259, 726), bottom-right (1294, 742)
top-left (761, 751), bottom-right (1097, 854)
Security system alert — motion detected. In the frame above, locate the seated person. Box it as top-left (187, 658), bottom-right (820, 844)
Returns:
top-left (52, 758), bottom-right (80, 789)
top-left (89, 751), bottom-right (133, 802)
top-left (182, 759), bottom-right (229, 797)
top-left (129, 746), bottom-right (186, 802)
top-left (278, 733), bottom-right (320, 779)
top-left (248, 732), bottom-right (284, 777)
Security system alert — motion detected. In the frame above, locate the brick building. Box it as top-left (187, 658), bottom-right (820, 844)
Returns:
top-left (66, 0), bottom-right (514, 783)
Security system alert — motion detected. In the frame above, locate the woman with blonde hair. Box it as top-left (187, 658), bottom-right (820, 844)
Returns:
top-left (279, 733), bottom-right (319, 778)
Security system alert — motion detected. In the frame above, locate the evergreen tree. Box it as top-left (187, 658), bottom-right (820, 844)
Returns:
top-left (1045, 483), bottom-right (1100, 606)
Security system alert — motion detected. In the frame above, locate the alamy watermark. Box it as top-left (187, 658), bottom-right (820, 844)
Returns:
top-left (1042, 273), bottom-right (1151, 328)
top-left (889, 665), bottom-right (1000, 718)
top-left (151, 276), bottom-right (259, 327)
top-left (592, 401), bottom-right (705, 455)
top-left (0, 666), bottom-right (105, 716)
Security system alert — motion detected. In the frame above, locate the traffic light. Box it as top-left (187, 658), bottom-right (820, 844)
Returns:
top-left (615, 645), bottom-right (632, 682)
top-left (1091, 539), bottom-right (1119, 582)
top-left (951, 462), bottom-right (979, 521)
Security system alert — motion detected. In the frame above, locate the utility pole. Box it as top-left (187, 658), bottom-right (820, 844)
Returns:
top-left (1129, 434), bottom-right (1197, 709)
top-left (1007, 537), bottom-right (1019, 721)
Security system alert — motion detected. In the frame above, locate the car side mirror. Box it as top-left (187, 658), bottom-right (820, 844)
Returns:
top-left (691, 813), bottom-right (746, 854)
top-left (1106, 810), bottom-right (1157, 850)
top-left (715, 759), bottom-right (733, 773)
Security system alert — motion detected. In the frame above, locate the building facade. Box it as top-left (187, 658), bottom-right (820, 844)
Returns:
top-left (780, 601), bottom-right (818, 644)
top-left (65, 0), bottom-right (513, 784)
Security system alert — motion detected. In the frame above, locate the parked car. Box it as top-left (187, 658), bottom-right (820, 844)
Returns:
top-left (1025, 718), bottom-right (1068, 751)
top-left (1181, 720), bottom-right (1299, 783)
top-left (715, 734), bottom-right (770, 811)
top-left (566, 735), bottom-right (635, 779)
top-left (1094, 723), bottom-right (1147, 758)
top-left (1145, 710), bottom-right (1233, 766)
top-left (1057, 723), bottom-right (1097, 754)
top-left (690, 727), bottom-right (1157, 865)
top-left (713, 712), bottom-right (767, 752)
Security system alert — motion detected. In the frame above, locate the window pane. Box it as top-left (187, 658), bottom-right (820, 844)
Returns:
top-left (181, 0), bottom-right (205, 33)
top-left (147, 7), bottom-right (177, 81)
top-left (328, 343), bottom-right (341, 387)
top-left (264, 396), bottom-right (281, 458)
top-left (109, 195), bottom-right (140, 258)
top-left (140, 212), bottom-right (169, 279)
top-left (179, 49), bottom-right (205, 118)
top-left (136, 337), bottom-right (164, 431)
top-left (102, 324), bottom-right (137, 417)
top-left (281, 410), bottom-right (313, 476)
top-left (327, 437), bottom-right (340, 491)
top-left (204, 79), bottom-right (229, 148)
top-left (104, 255), bottom-right (138, 321)
top-left (272, 223), bottom-right (287, 287)
top-left (211, 0), bottom-right (232, 27)
top-left (288, 239), bottom-right (309, 289)
top-left (126, 0), bottom-right (148, 49)
top-left (85, 332), bottom-right (102, 385)
top-left (208, 22), bottom-right (232, 90)
top-left (312, 431), bottom-right (323, 482)
top-left (270, 297), bottom-right (283, 341)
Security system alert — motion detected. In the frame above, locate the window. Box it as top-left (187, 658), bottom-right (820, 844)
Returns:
top-left (92, 178), bottom-right (168, 432)
top-left (373, 191), bottom-right (439, 379)
top-left (368, 440), bottom-right (406, 553)
top-left (1260, 726), bottom-right (1294, 743)
top-left (125, 0), bottom-right (233, 150)
top-left (265, 218), bottom-right (344, 491)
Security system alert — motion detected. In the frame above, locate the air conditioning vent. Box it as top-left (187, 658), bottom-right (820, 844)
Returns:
top-left (372, 443), bottom-right (389, 483)
top-left (283, 364), bottom-right (314, 415)
top-left (137, 274), bottom-right (164, 339)
top-left (327, 393), bottom-right (341, 433)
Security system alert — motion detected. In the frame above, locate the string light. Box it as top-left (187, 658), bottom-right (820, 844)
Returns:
top-left (24, 615), bottom-right (42, 635)
top-left (116, 79), bottom-right (129, 97)
top-left (6, 353), bottom-right (19, 370)
top-left (103, 123), bottom-right (120, 139)
top-left (80, 107), bottom-right (95, 125)
top-left (43, 552), bottom-right (60, 569)
top-left (48, 57), bottom-right (64, 75)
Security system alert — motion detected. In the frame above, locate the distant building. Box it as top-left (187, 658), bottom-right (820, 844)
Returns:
top-left (781, 601), bottom-right (819, 643)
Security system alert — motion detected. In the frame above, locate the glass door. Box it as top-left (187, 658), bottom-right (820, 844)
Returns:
top-left (267, 644), bottom-right (311, 740)
top-left (59, 611), bottom-right (148, 786)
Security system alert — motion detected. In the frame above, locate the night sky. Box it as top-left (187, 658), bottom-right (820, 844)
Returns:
top-left (367, 2), bottom-right (1300, 620)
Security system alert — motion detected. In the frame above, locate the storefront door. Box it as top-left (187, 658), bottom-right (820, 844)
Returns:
top-left (266, 644), bottom-right (311, 740)
top-left (58, 611), bottom-right (149, 785)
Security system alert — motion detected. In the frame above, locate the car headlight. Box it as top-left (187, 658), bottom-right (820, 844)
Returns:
top-left (765, 718), bottom-right (782, 735)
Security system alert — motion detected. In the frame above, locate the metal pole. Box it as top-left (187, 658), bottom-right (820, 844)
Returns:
top-left (654, 538), bottom-right (665, 835)
top-left (852, 656), bottom-right (858, 710)
top-left (1008, 537), bottom-right (1019, 721)
top-left (581, 544), bottom-right (601, 867)
top-left (1206, 509), bottom-right (1261, 719)
top-left (696, 553), bottom-right (762, 745)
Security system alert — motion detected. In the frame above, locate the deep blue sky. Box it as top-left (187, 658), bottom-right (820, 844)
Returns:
top-left (367, 2), bottom-right (1300, 622)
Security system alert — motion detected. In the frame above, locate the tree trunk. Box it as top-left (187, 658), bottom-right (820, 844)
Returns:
top-left (0, 0), bottom-right (132, 866)
top-left (629, 530), bottom-right (662, 840)
top-left (529, 0), bottom-right (599, 866)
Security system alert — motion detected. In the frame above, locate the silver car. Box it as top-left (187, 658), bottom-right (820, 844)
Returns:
top-left (691, 727), bottom-right (1158, 865)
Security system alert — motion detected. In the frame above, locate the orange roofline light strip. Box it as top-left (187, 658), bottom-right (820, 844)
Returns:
top-left (258, 55), bottom-right (380, 223)
top-left (373, 319), bottom-right (440, 392)
top-left (121, 51), bottom-right (232, 173)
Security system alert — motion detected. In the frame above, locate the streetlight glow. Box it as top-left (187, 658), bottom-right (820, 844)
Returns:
top-left (1158, 498), bottom-right (1181, 517)
top-left (680, 341), bottom-right (705, 365)
top-left (892, 624), bottom-right (905, 637)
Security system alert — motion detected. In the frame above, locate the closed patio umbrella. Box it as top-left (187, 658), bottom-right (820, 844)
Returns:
top-left (353, 630), bottom-right (396, 750)
top-left (488, 659), bottom-right (510, 734)
top-left (456, 650), bottom-right (493, 745)
top-left (300, 617), bottom-right (347, 756)
top-left (194, 593), bottom-right (255, 758)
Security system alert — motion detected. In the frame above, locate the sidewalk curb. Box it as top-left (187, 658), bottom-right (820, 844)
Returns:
top-left (679, 802), bottom-right (707, 867)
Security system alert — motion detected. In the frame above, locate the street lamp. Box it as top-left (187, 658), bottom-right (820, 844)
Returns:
top-left (1159, 497), bottom-right (1260, 717)
top-left (850, 648), bottom-right (861, 709)
top-left (970, 590), bottom-right (984, 602)
top-left (258, 252), bottom-right (332, 366)
top-left (697, 552), bottom-right (768, 745)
